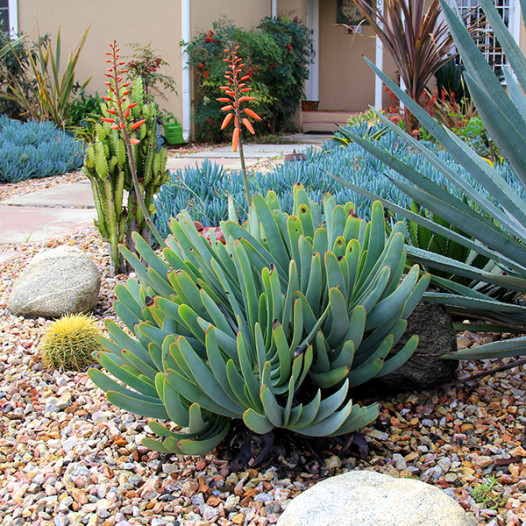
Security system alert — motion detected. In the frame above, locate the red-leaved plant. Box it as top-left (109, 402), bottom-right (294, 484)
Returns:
top-left (101, 41), bottom-right (165, 248)
top-left (217, 45), bottom-right (261, 205)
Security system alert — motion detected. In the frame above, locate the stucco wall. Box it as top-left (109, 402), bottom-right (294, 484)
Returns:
top-left (317, 0), bottom-right (396, 111)
top-left (278, 0), bottom-right (307, 20)
top-left (192, 0), bottom-right (270, 34)
top-left (17, 1), bottom-right (526, 122)
top-left (17, 0), bottom-right (271, 123)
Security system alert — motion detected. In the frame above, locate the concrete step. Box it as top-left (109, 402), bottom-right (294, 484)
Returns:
top-left (301, 111), bottom-right (358, 133)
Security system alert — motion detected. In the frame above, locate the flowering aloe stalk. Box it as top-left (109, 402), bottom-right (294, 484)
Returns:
top-left (102, 41), bottom-right (166, 248)
top-left (217, 45), bottom-right (261, 205)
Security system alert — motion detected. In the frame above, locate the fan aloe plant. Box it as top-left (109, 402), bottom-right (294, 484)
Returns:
top-left (89, 184), bottom-right (429, 455)
top-left (330, 0), bottom-right (526, 359)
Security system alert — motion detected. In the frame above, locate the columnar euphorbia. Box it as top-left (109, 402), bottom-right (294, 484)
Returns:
top-left (217, 45), bottom-right (261, 205)
top-left (101, 41), bottom-right (165, 248)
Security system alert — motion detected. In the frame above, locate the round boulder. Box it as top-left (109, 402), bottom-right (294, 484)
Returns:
top-left (7, 245), bottom-right (101, 318)
top-left (277, 470), bottom-right (476, 526)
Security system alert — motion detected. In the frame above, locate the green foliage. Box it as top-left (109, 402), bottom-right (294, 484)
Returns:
top-left (186, 16), bottom-right (312, 141)
top-left (403, 200), bottom-right (491, 286)
top-left (434, 60), bottom-right (468, 102)
top-left (0, 28), bottom-right (34, 119)
top-left (0, 115), bottom-right (85, 183)
top-left (68, 91), bottom-right (104, 143)
top-left (329, 0), bottom-right (526, 359)
top-left (125, 42), bottom-right (176, 110)
top-left (0, 26), bottom-right (91, 129)
top-left (40, 314), bottom-right (102, 371)
top-left (347, 109), bottom-right (384, 128)
top-left (82, 77), bottom-right (169, 275)
top-left (89, 185), bottom-right (429, 455)
top-left (472, 476), bottom-right (507, 510)
top-left (69, 91), bottom-right (103, 126)
top-left (449, 115), bottom-right (499, 161)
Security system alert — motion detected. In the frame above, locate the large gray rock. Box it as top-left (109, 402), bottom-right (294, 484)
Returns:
top-left (7, 246), bottom-right (101, 318)
top-left (277, 470), bottom-right (476, 526)
top-left (374, 301), bottom-right (458, 391)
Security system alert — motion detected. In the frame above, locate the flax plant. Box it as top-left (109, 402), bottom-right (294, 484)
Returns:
top-left (0, 26), bottom-right (91, 128)
top-left (217, 46), bottom-right (261, 205)
top-left (353, 0), bottom-right (457, 132)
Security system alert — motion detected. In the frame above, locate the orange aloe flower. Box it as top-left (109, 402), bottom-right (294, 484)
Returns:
top-left (217, 46), bottom-right (261, 152)
top-left (102, 41), bottom-right (147, 143)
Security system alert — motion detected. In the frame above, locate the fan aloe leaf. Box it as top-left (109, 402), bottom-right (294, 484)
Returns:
top-left (91, 186), bottom-right (427, 455)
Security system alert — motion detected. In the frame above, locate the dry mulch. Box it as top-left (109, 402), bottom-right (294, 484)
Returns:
top-left (1, 175), bottom-right (526, 526)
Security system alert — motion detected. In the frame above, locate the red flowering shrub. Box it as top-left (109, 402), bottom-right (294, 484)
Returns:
top-left (187, 17), bottom-right (312, 141)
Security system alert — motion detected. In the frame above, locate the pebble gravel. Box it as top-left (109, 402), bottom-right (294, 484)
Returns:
top-left (1, 177), bottom-right (526, 526)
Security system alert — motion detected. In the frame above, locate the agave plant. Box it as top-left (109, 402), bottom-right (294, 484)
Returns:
top-left (330, 0), bottom-right (526, 359)
top-left (89, 184), bottom-right (429, 455)
top-left (403, 200), bottom-right (493, 286)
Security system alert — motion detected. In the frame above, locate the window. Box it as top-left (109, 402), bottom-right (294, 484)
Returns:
top-left (0, 0), bottom-right (8, 33)
top-left (452, 0), bottom-right (520, 80)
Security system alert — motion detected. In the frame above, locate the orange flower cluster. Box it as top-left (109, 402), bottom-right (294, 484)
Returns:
top-left (101, 41), bottom-right (146, 144)
top-left (217, 46), bottom-right (261, 151)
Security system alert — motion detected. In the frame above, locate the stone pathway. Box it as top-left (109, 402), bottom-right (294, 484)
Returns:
top-left (0, 135), bottom-right (328, 262)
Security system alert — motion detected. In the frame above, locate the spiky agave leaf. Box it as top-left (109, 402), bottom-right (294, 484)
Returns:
top-left (326, 0), bottom-right (526, 358)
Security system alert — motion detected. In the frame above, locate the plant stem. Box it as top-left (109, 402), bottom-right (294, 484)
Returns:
top-left (109, 43), bottom-right (166, 249)
top-left (238, 133), bottom-right (251, 205)
top-left (122, 132), bottom-right (166, 248)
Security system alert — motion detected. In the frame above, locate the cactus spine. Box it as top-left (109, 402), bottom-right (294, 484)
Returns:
top-left (39, 314), bottom-right (103, 371)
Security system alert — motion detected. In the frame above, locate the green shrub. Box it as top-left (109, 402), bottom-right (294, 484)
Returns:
top-left (89, 185), bottom-right (429, 455)
top-left (0, 26), bottom-right (91, 128)
top-left (0, 115), bottom-right (85, 183)
top-left (187, 16), bottom-right (312, 141)
top-left (125, 42), bottom-right (176, 111)
top-left (40, 314), bottom-right (102, 371)
top-left (68, 91), bottom-right (104, 143)
top-left (0, 28), bottom-right (34, 119)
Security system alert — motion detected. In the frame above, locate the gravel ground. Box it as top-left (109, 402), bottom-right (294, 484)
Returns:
top-left (1, 175), bottom-right (526, 526)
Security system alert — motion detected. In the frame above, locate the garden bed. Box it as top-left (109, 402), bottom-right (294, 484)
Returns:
top-left (1, 177), bottom-right (525, 525)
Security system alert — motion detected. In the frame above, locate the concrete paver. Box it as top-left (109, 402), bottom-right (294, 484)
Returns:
top-left (0, 136), bottom-right (329, 260)
top-left (180, 143), bottom-right (314, 159)
top-left (4, 182), bottom-right (94, 208)
top-left (0, 206), bottom-right (97, 244)
top-left (166, 157), bottom-right (263, 171)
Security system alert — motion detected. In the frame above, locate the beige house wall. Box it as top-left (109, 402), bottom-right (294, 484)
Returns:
top-left (278, 0), bottom-right (397, 112)
top-left (17, 0), bottom-right (270, 124)
top-left (15, 1), bottom-right (526, 124)
top-left (18, 0), bottom-right (184, 119)
top-left (192, 0), bottom-right (270, 34)
top-left (316, 0), bottom-right (397, 112)
top-left (277, 0), bottom-right (308, 20)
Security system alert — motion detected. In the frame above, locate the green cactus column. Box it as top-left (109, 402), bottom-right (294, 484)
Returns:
top-left (83, 78), bottom-right (169, 275)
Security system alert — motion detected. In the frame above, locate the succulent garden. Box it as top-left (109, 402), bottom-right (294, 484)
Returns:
top-left (1, 1), bottom-right (526, 525)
